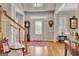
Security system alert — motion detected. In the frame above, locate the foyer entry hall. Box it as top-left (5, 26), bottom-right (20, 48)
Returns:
top-left (0, 3), bottom-right (79, 56)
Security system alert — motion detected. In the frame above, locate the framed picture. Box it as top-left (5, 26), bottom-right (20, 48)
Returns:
top-left (70, 16), bottom-right (78, 29)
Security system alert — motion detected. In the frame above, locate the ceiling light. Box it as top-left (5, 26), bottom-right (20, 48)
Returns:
top-left (33, 3), bottom-right (43, 7)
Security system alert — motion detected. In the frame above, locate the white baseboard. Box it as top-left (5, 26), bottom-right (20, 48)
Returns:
top-left (30, 39), bottom-right (58, 42)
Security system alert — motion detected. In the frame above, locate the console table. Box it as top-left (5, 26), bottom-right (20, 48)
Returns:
top-left (58, 35), bottom-right (67, 42)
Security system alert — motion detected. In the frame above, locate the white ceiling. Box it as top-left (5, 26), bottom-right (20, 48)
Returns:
top-left (22, 3), bottom-right (56, 12)
top-left (13, 3), bottom-right (79, 14)
top-left (61, 3), bottom-right (78, 11)
top-left (54, 3), bottom-right (79, 14)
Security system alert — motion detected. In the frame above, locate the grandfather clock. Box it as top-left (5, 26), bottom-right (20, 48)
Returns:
top-left (24, 21), bottom-right (30, 42)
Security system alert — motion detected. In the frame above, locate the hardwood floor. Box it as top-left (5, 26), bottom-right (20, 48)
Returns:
top-left (24, 41), bottom-right (65, 56)
top-left (48, 41), bottom-right (65, 56)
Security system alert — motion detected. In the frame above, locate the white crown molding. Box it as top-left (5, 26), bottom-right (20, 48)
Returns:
top-left (54, 4), bottom-right (65, 15)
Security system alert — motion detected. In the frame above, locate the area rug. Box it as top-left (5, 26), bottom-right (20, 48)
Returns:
top-left (27, 41), bottom-right (48, 46)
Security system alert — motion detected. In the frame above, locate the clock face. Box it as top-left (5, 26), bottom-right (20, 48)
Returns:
top-left (26, 23), bottom-right (29, 27)
top-left (49, 20), bottom-right (53, 27)
top-left (25, 21), bottom-right (30, 28)
top-left (50, 22), bottom-right (53, 24)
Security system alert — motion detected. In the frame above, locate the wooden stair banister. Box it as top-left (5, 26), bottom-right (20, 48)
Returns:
top-left (0, 5), bottom-right (27, 55)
